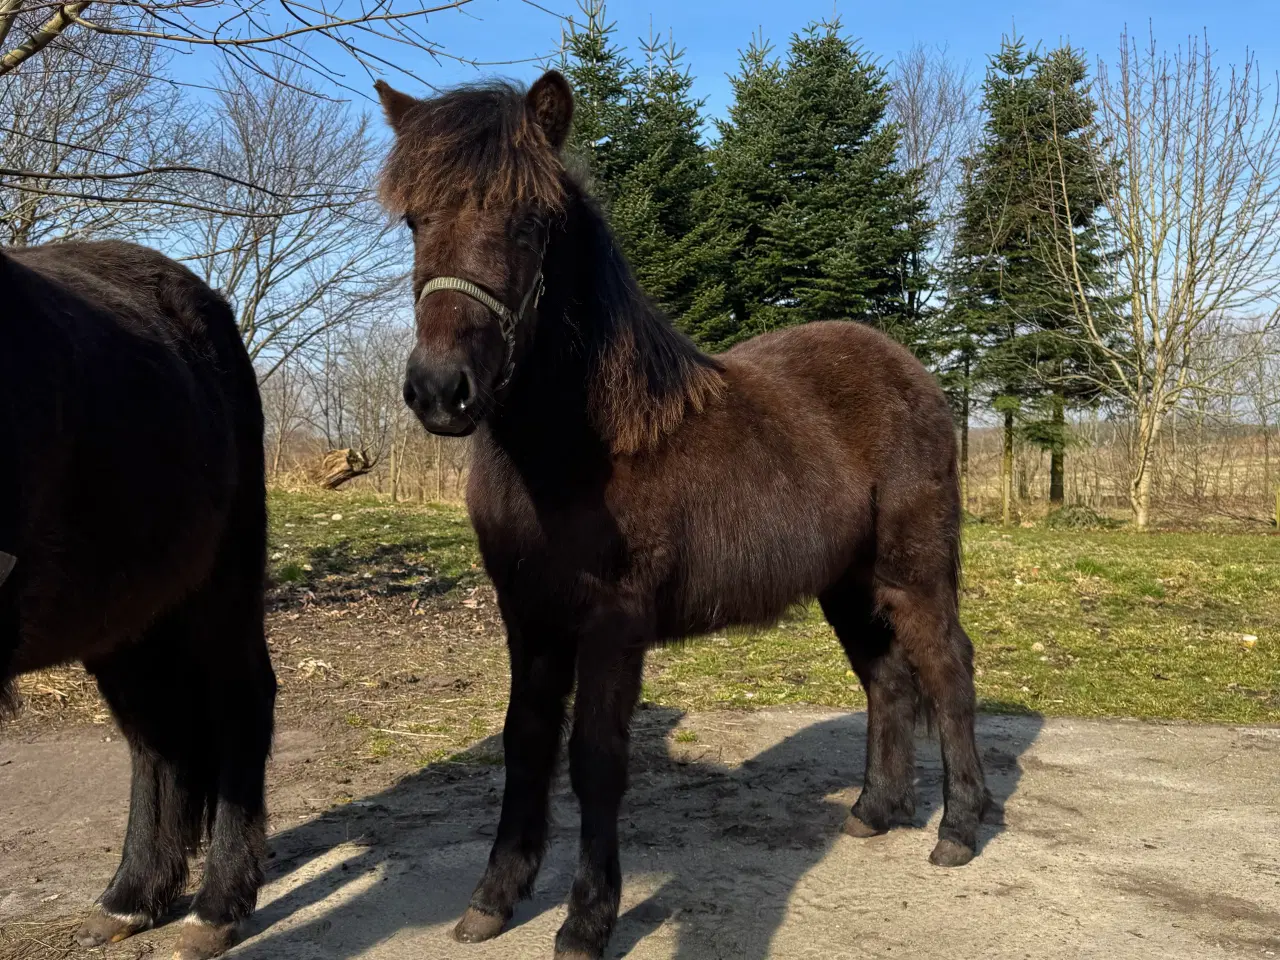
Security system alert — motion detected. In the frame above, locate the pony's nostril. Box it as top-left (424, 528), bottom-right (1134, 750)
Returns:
top-left (403, 378), bottom-right (419, 410)
top-left (450, 369), bottom-right (474, 413)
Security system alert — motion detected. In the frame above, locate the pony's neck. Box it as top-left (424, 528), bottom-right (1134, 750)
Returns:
top-left (487, 186), bottom-right (724, 468)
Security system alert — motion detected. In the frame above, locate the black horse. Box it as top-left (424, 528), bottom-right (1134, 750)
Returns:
top-left (376, 71), bottom-right (987, 960)
top-left (0, 241), bottom-right (274, 960)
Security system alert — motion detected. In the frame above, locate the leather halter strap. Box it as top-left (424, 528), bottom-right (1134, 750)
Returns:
top-left (417, 265), bottom-right (544, 390)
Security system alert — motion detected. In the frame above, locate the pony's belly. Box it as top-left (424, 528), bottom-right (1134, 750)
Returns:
top-left (660, 537), bottom-right (851, 640)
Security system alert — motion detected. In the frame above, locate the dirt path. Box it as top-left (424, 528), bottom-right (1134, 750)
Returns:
top-left (3, 708), bottom-right (1278, 959)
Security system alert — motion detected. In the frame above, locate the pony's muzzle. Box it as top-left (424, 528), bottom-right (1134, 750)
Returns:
top-left (404, 349), bottom-right (478, 436)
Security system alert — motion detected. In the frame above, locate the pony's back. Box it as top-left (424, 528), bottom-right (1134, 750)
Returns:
top-left (0, 241), bottom-right (263, 676)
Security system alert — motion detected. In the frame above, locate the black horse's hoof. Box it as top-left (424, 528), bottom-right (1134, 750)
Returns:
top-left (75, 908), bottom-right (153, 947)
top-left (553, 951), bottom-right (598, 960)
top-left (840, 813), bottom-right (886, 839)
top-left (929, 838), bottom-right (975, 867)
top-left (172, 919), bottom-right (237, 960)
top-left (454, 907), bottom-right (507, 943)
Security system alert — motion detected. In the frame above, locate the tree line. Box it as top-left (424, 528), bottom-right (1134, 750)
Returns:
top-left (3, 2), bottom-right (1278, 528)
top-left (555, 3), bottom-right (1280, 529)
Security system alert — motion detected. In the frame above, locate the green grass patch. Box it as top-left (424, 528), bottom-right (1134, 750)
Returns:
top-left (268, 489), bottom-right (480, 596)
top-left (274, 490), bottom-right (1280, 724)
top-left (645, 526), bottom-right (1280, 723)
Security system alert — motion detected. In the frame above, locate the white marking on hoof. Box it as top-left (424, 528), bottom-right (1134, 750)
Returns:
top-left (104, 910), bottom-right (152, 927)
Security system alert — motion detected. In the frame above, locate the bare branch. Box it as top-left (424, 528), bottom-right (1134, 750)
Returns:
top-left (0, 0), bottom-right (89, 76)
top-left (68, 0), bottom-right (469, 49)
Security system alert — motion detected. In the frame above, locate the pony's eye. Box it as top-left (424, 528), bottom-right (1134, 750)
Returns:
top-left (514, 216), bottom-right (545, 243)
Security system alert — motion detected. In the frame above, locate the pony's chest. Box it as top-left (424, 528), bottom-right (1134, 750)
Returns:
top-left (468, 485), bottom-right (625, 595)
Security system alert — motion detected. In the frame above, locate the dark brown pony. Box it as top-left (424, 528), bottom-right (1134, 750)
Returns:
top-left (0, 241), bottom-right (274, 960)
top-left (376, 71), bottom-right (988, 960)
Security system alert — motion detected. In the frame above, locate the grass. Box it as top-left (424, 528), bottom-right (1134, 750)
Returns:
top-left (267, 489), bottom-right (483, 595)
top-left (265, 490), bottom-right (1280, 725)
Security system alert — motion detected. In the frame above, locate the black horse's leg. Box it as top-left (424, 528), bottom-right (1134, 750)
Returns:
top-left (819, 578), bottom-right (917, 837)
top-left (879, 583), bottom-right (986, 867)
top-left (455, 630), bottom-right (576, 942)
top-left (78, 615), bottom-right (210, 947)
top-left (554, 621), bottom-right (646, 960)
top-left (175, 571), bottom-right (275, 960)
top-left (170, 483), bottom-right (274, 960)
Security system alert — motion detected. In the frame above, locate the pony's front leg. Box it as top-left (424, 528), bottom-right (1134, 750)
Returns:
top-left (554, 622), bottom-right (647, 960)
top-left (455, 628), bottom-right (576, 943)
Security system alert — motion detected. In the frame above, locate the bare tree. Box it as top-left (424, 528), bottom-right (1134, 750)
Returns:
top-left (889, 43), bottom-right (979, 497)
top-left (0, 17), bottom-right (190, 244)
top-left (1032, 29), bottom-right (1280, 528)
top-left (175, 62), bottom-right (404, 380)
top-left (261, 355), bottom-right (309, 478)
top-left (2, 0), bottom-right (562, 230)
top-left (1237, 325), bottom-right (1280, 523)
top-left (302, 310), bottom-right (411, 462)
top-left (890, 42), bottom-right (978, 264)
top-left (0, 0), bottom-right (551, 88)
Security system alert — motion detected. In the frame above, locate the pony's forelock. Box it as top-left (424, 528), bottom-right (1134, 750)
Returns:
top-left (377, 82), bottom-right (566, 216)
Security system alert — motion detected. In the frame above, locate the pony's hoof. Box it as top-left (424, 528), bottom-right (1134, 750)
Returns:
top-left (840, 813), bottom-right (885, 839)
top-left (553, 952), bottom-right (598, 960)
top-left (929, 838), bottom-right (975, 867)
top-left (173, 919), bottom-right (237, 960)
top-left (454, 907), bottom-right (506, 943)
top-left (75, 908), bottom-right (153, 947)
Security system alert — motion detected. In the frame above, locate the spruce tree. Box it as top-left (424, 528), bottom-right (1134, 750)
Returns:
top-left (558, 3), bottom-right (719, 327)
top-left (704, 20), bottom-right (931, 349)
top-left (611, 33), bottom-right (717, 322)
top-left (557, 0), bottom-right (632, 197)
top-left (947, 38), bottom-right (1116, 518)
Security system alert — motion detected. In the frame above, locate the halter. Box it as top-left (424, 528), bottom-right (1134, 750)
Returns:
top-left (417, 250), bottom-right (545, 391)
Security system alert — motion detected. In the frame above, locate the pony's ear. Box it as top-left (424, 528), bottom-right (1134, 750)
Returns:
top-left (526, 70), bottom-right (573, 151)
top-left (374, 80), bottom-right (417, 133)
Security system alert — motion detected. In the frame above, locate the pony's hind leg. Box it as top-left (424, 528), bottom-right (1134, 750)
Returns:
top-left (819, 576), bottom-right (917, 837)
top-left (78, 615), bottom-right (211, 948)
top-left (455, 629), bottom-right (576, 943)
top-left (177, 549), bottom-right (275, 959)
top-left (876, 580), bottom-right (985, 866)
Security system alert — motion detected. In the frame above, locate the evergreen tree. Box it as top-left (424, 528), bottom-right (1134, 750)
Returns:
top-left (559, 3), bottom-right (718, 325)
top-left (947, 38), bottom-right (1116, 518)
top-left (611, 33), bottom-right (717, 321)
top-left (557, 0), bottom-right (632, 196)
top-left (702, 21), bottom-right (931, 349)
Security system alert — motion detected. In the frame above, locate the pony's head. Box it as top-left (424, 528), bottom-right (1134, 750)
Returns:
top-left (375, 71), bottom-right (573, 435)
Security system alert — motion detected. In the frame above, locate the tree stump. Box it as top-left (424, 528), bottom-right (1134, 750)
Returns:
top-left (312, 449), bottom-right (372, 489)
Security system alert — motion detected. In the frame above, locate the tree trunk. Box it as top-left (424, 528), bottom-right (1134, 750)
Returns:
top-left (1049, 391), bottom-right (1065, 505)
top-left (271, 430), bottom-right (286, 480)
top-left (389, 433), bottom-right (399, 503)
top-left (312, 448), bottom-right (371, 489)
top-left (1262, 423), bottom-right (1271, 512)
top-left (1001, 408), bottom-right (1014, 527)
top-left (960, 375), bottom-right (970, 513)
top-left (434, 435), bottom-right (443, 501)
top-left (1130, 406), bottom-right (1162, 530)
top-left (1133, 467), bottom-right (1153, 530)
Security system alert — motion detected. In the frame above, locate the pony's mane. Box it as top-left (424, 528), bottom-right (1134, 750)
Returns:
top-left (574, 193), bottom-right (726, 455)
top-left (378, 82), bottom-right (565, 214)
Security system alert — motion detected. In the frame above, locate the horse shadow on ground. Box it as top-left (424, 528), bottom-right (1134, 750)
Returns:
top-left (230, 706), bottom-right (1043, 959)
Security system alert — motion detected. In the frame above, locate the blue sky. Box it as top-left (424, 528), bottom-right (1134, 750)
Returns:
top-left (385, 0), bottom-right (1279, 122)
